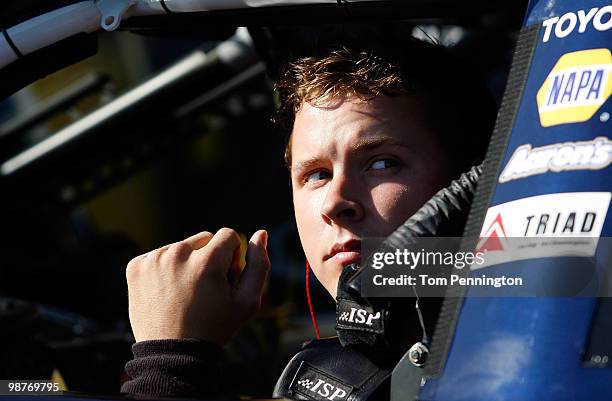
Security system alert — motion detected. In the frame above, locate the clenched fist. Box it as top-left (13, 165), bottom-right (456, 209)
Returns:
top-left (126, 228), bottom-right (270, 345)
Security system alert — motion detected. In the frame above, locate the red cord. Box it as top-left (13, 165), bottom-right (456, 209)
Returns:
top-left (305, 260), bottom-right (321, 339)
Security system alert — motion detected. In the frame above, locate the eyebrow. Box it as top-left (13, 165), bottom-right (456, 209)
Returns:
top-left (291, 135), bottom-right (410, 175)
top-left (292, 157), bottom-right (321, 175)
top-left (350, 135), bottom-right (411, 153)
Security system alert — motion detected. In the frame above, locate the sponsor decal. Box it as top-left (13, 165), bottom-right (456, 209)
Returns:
top-left (537, 49), bottom-right (612, 127)
top-left (290, 363), bottom-right (353, 401)
top-left (542, 6), bottom-right (612, 43)
top-left (475, 192), bottom-right (611, 268)
top-left (477, 213), bottom-right (508, 252)
top-left (499, 136), bottom-right (612, 183)
top-left (336, 299), bottom-right (384, 333)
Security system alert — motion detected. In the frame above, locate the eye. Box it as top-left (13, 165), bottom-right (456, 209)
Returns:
top-left (304, 170), bottom-right (331, 183)
top-left (368, 158), bottom-right (399, 170)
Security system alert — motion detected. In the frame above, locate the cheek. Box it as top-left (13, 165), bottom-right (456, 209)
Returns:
top-left (371, 183), bottom-right (409, 212)
top-left (369, 183), bottom-right (420, 232)
top-left (369, 170), bottom-right (448, 235)
top-left (292, 190), bottom-right (326, 257)
top-left (293, 190), bottom-right (339, 294)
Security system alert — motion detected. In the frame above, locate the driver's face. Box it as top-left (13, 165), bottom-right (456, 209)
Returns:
top-left (290, 95), bottom-right (451, 298)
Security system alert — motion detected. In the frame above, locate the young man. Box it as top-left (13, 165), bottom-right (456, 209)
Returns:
top-left (122, 39), bottom-right (494, 398)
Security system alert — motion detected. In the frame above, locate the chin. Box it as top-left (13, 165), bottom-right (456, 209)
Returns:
top-left (321, 280), bottom-right (338, 300)
top-left (325, 271), bottom-right (343, 300)
top-left (311, 261), bottom-right (344, 299)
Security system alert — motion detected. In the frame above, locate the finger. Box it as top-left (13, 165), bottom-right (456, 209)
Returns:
top-left (228, 243), bottom-right (243, 287)
top-left (237, 230), bottom-right (270, 303)
top-left (199, 228), bottom-right (242, 276)
top-left (230, 233), bottom-right (247, 273)
top-left (183, 231), bottom-right (214, 250)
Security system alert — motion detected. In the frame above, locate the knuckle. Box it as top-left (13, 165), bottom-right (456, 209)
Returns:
top-left (166, 242), bottom-right (191, 262)
top-left (126, 256), bottom-right (139, 269)
top-left (151, 248), bottom-right (165, 264)
top-left (125, 254), bottom-right (146, 281)
top-left (218, 227), bottom-right (240, 242)
top-left (206, 228), bottom-right (240, 261)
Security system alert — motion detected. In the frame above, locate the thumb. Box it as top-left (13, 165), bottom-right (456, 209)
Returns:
top-left (237, 230), bottom-right (270, 306)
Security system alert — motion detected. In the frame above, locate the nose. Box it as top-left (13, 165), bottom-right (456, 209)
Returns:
top-left (320, 172), bottom-right (364, 225)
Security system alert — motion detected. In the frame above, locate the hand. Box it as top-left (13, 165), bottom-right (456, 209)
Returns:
top-left (126, 228), bottom-right (270, 345)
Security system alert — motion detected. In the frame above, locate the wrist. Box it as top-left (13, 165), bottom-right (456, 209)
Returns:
top-left (132, 338), bottom-right (224, 357)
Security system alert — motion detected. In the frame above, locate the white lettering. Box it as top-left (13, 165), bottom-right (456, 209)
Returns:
top-left (555, 12), bottom-right (577, 38)
top-left (384, 252), bottom-right (394, 265)
top-left (542, 6), bottom-right (612, 42)
top-left (409, 251), bottom-right (421, 269)
top-left (348, 308), bottom-right (356, 322)
top-left (542, 16), bottom-right (559, 42)
top-left (372, 252), bottom-right (384, 269)
top-left (311, 379), bottom-right (324, 392)
top-left (319, 383), bottom-right (332, 397)
top-left (329, 388), bottom-right (348, 401)
top-left (299, 377), bottom-right (348, 400)
top-left (577, 8), bottom-right (598, 33)
top-left (341, 307), bottom-right (380, 326)
top-left (499, 137), bottom-right (612, 183)
top-left (594, 5), bottom-right (612, 31)
top-left (355, 309), bottom-right (367, 324)
top-left (419, 275), bottom-right (447, 286)
top-left (365, 312), bottom-right (381, 326)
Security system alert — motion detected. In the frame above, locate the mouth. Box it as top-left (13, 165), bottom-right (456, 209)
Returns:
top-left (325, 239), bottom-right (362, 266)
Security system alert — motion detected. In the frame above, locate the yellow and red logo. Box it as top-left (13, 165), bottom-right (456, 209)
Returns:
top-left (537, 48), bottom-right (612, 127)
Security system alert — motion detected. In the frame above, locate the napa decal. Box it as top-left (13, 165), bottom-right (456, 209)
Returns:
top-left (542, 6), bottom-right (612, 43)
top-left (536, 48), bottom-right (612, 127)
top-left (499, 136), bottom-right (612, 183)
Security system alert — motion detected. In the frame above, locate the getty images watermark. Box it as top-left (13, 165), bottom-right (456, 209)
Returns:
top-left (370, 247), bottom-right (523, 288)
top-left (359, 237), bottom-right (612, 297)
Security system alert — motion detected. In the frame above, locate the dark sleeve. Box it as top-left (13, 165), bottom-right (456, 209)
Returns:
top-left (121, 338), bottom-right (224, 398)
